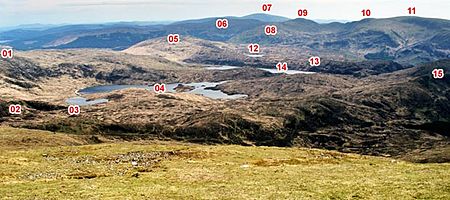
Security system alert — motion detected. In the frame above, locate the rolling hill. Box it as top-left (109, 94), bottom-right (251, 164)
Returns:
top-left (2, 15), bottom-right (449, 64)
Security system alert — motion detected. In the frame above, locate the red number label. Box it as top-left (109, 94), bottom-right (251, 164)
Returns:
top-left (309, 57), bottom-right (321, 67)
top-left (248, 44), bottom-right (260, 54)
top-left (276, 62), bottom-right (288, 72)
top-left (1, 49), bottom-right (13, 59)
top-left (262, 4), bottom-right (272, 12)
top-left (298, 9), bottom-right (308, 17)
top-left (408, 7), bottom-right (416, 15)
top-left (362, 9), bottom-right (371, 17)
top-left (264, 25), bottom-right (278, 36)
top-left (167, 34), bottom-right (180, 44)
top-left (68, 105), bottom-right (80, 115)
top-left (153, 83), bottom-right (166, 93)
top-left (432, 69), bottom-right (445, 79)
top-left (8, 104), bottom-right (21, 115)
top-left (216, 19), bottom-right (228, 29)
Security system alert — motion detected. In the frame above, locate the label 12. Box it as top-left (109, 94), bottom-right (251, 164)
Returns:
top-left (248, 44), bottom-right (260, 54)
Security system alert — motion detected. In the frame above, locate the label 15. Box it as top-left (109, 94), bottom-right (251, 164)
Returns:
top-left (432, 69), bottom-right (444, 79)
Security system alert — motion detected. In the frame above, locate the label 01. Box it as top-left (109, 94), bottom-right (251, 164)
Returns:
top-left (1, 49), bottom-right (13, 59)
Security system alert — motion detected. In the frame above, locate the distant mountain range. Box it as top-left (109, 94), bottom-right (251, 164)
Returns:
top-left (1, 14), bottom-right (449, 64)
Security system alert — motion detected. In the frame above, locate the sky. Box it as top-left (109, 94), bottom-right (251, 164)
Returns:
top-left (1, 0), bottom-right (449, 27)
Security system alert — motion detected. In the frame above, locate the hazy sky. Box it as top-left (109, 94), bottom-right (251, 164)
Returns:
top-left (1, 0), bottom-right (449, 27)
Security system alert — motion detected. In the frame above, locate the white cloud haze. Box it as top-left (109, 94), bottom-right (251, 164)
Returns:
top-left (0, 0), bottom-right (449, 27)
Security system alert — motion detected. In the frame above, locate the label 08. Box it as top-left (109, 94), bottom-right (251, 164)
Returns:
top-left (265, 25), bottom-right (277, 36)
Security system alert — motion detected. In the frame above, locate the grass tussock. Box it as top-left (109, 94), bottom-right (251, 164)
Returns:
top-left (0, 127), bottom-right (449, 199)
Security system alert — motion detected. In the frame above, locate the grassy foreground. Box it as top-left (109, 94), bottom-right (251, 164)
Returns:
top-left (1, 127), bottom-right (449, 199)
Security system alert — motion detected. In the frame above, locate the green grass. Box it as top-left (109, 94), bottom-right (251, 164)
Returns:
top-left (1, 127), bottom-right (449, 199)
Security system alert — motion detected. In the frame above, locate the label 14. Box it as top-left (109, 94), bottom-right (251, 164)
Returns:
top-left (276, 62), bottom-right (288, 72)
top-left (9, 104), bottom-right (21, 115)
